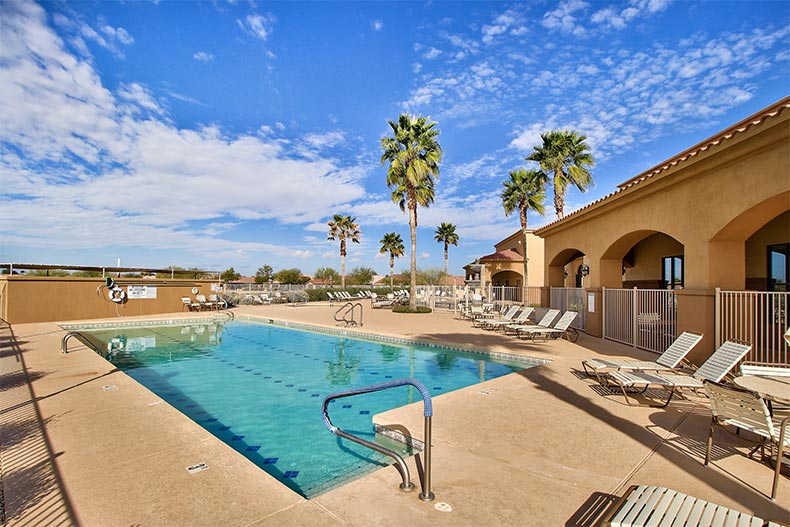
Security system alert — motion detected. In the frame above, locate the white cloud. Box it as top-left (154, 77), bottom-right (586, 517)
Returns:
top-left (420, 252), bottom-right (430, 260)
top-left (542, 0), bottom-right (589, 37)
top-left (238, 13), bottom-right (275, 40)
top-left (423, 47), bottom-right (442, 60)
top-left (0, 3), bottom-right (367, 256)
top-left (371, 19), bottom-right (383, 31)
top-left (193, 51), bottom-right (215, 63)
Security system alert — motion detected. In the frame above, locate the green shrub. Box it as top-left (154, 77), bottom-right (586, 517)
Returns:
top-left (392, 306), bottom-right (432, 314)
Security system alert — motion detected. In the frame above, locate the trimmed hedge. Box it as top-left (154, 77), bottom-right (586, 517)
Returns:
top-left (392, 306), bottom-right (432, 314)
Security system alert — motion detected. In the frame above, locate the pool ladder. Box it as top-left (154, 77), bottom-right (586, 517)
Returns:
top-left (322, 378), bottom-right (434, 501)
top-left (334, 302), bottom-right (363, 327)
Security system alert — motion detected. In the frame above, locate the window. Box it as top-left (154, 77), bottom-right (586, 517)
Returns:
top-left (768, 243), bottom-right (789, 291)
top-left (662, 256), bottom-right (684, 289)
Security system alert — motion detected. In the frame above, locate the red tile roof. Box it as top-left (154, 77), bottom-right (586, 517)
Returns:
top-left (535, 97), bottom-right (790, 235)
top-left (480, 249), bottom-right (523, 261)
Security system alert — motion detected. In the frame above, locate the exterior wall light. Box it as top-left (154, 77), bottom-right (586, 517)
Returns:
top-left (579, 264), bottom-right (590, 277)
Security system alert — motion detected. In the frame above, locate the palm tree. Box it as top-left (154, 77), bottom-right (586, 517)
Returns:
top-left (501, 168), bottom-right (546, 297)
top-left (327, 214), bottom-right (361, 289)
top-left (381, 114), bottom-right (443, 310)
top-left (434, 223), bottom-right (459, 285)
top-left (526, 130), bottom-right (594, 219)
top-left (379, 232), bottom-right (405, 290)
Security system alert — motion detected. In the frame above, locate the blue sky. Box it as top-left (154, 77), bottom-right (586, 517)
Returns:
top-left (1, 0), bottom-right (788, 277)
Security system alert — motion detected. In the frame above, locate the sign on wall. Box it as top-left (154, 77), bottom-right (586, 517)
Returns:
top-left (127, 285), bottom-right (158, 299)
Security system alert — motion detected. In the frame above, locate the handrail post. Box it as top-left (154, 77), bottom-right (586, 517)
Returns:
top-left (419, 414), bottom-right (434, 501)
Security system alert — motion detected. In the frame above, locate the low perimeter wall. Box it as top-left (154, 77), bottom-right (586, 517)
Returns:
top-left (0, 276), bottom-right (220, 324)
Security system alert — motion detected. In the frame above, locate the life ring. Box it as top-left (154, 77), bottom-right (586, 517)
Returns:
top-left (109, 287), bottom-right (127, 303)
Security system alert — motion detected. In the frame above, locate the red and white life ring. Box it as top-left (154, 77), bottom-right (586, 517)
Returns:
top-left (109, 287), bottom-right (127, 303)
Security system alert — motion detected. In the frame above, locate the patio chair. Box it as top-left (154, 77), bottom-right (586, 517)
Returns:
top-left (181, 297), bottom-right (200, 312)
top-left (582, 331), bottom-right (704, 383)
top-left (505, 308), bottom-right (559, 335)
top-left (208, 294), bottom-right (227, 309)
top-left (476, 305), bottom-right (519, 328)
top-left (517, 310), bottom-right (578, 342)
top-left (704, 381), bottom-right (789, 501)
top-left (194, 294), bottom-right (212, 310)
top-left (604, 340), bottom-right (752, 407)
top-left (481, 307), bottom-right (534, 331)
top-left (740, 362), bottom-right (790, 377)
top-left (601, 484), bottom-right (787, 526)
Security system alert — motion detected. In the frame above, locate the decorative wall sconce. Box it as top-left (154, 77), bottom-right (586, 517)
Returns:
top-left (579, 264), bottom-right (590, 277)
top-left (563, 266), bottom-right (568, 279)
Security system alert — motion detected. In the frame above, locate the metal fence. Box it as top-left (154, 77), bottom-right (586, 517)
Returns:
top-left (487, 286), bottom-right (542, 306)
top-left (715, 289), bottom-right (789, 364)
top-left (603, 288), bottom-right (677, 354)
top-left (550, 287), bottom-right (586, 331)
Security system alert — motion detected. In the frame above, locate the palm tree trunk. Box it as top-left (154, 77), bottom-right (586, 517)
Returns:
top-left (409, 204), bottom-right (417, 310)
top-left (389, 254), bottom-right (394, 291)
top-left (520, 206), bottom-right (528, 305)
top-left (554, 171), bottom-right (564, 219)
top-left (340, 239), bottom-right (346, 289)
top-left (444, 244), bottom-right (449, 286)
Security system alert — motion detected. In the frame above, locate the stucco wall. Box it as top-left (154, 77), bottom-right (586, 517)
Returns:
top-left (0, 276), bottom-right (220, 324)
top-left (745, 211), bottom-right (789, 289)
top-left (624, 233), bottom-right (685, 283)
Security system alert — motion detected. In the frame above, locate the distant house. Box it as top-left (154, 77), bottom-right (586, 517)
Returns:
top-left (464, 230), bottom-right (545, 290)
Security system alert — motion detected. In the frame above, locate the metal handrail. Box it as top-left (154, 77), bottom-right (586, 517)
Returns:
top-left (333, 302), bottom-right (363, 327)
top-left (61, 332), bottom-right (84, 354)
top-left (322, 378), bottom-right (434, 501)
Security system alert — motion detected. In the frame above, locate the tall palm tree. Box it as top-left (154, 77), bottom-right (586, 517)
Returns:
top-left (527, 130), bottom-right (594, 219)
top-left (327, 214), bottom-right (361, 289)
top-left (381, 114), bottom-right (443, 310)
top-left (434, 222), bottom-right (459, 285)
top-left (379, 232), bottom-right (405, 290)
top-left (501, 168), bottom-right (546, 297)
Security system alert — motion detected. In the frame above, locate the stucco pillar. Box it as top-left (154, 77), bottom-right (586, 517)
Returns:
top-left (540, 286), bottom-right (550, 308)
top-left (585, 287), bottom-right (603, 338)
top-left (708, 241), bottom-right (746, 290)
top-left (676, 289), bottom-right (716, 366)
top-left (547, 265), bottom-right (565, 287)
top-left (598, 258), bottom-right (623, 288)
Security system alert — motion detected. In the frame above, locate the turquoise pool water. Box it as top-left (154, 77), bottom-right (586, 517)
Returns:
top-left (80, 320), bottom-right (541, 497)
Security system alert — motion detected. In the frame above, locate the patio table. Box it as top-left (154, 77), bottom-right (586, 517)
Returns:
top-left (732, 374), bottom-right (790, 406)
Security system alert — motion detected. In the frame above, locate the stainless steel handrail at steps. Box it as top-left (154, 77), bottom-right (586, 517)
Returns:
top-left (60, 331), bottom-right (84, 354)
top-left (322, 378), bottom-right (434, 501)
top-left (333, 301), bottom-right (363, 326)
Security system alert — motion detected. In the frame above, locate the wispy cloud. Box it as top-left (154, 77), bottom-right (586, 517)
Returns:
top-left (237, 13), bottom-right (276, 40)
top-left (193, 51), bottom-right (215, 63)
top-left (370, 19), bottom-right (383, 31)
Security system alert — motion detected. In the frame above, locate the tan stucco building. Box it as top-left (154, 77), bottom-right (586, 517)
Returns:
top-left (464, 229), bottom-right (545, 290)
top-left (535, 97), bottom-right (790, 360)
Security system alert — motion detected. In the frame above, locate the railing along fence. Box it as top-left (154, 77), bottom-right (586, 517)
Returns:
top-left (603, 288), bottom-right (677, 354)
top-left (715, 289), bottom-right (789, 364)
top-left (550, 287), bottom-right (586, 331)
top-left (487, 286), bottom-right (542, 306)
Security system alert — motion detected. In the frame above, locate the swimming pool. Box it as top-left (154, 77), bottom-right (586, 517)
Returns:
top-left (77, 318), bottom-right (543, 497)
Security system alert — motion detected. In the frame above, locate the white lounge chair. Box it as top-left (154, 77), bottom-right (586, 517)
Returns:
top-left (481, 307), bottom-right (534, 331)
top-left (704, 381), bottom-right (789, 501)
top-left (602, 484), bottom-right (786, 526)
top-left (604, 340), bottom-right (752, 407)
top-left (517, 310), bottom-right (578, 342)
top-left (475, 305), bottom-right (518, 328)
top-left (582, 331), bottom-right (704, 383)
top-left (181, 297), bottom-right (200, 312)
top-left (505, 308), bottom-right (559, 335)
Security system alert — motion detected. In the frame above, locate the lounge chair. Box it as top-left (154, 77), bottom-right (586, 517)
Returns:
top-left (604, 340), bottom-right (752, 407)
top-left (475, 305), bottom-right (518, 328)
top-left (194, 294), bottom-right (213, 311)
top-left (704, 381), bottom-right (789, 501)
top-left (740, 362), bottom-right (790, 377)
top-left (372, 294), bottom-right (397, 309)
top-left (181, 297), bottom-right (200, 312)
top-left (481, 307), bottom-right (534, 331)
top-left (517, 310), bottom-right (578, 342)
top-left (582, 331), bottom-right (704, 383)
top-left (505, 308), bottom-right (559, 335)
top-left (208, 294), bottom-right (227, 309)
top-left (602, 484), bottom-right (787, 526)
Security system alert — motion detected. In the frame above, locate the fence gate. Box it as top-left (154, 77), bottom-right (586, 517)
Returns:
top-left (715, 289), bottom-right (789, 364)
top-left (603, 288), bottom-right (677, 353)
top-left (550, 287), bottom-right (586, 331)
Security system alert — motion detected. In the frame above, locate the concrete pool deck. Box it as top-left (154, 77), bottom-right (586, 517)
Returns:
top-left (1, 303), bottom-right (788, 526)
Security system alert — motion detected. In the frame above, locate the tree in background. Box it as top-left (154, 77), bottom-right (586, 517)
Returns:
top-left (273, 268), bottom-right (310, 284)
top-left (314, 267), bottom-right (340, 284)
top-left (434, 222), bottom-right (459, 285)
top-left (416, 267), bottom-right (447, 285)
top-left (379, 232), bottom-right (405, 290)
top-left (221, 267), bottom-right (241, 282)
top-left (501, 168), bottom-right (546, 294)
top-left (527, 130), bottom-right (594, 219)
top-left (347, 266), bottom-right (376, 286)
top-left (327, 214), bottom-right (361, 289)
top-left (255, 264), bottom-right (274, 283)
top-left (381, 114), bottom-right (443, 310)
